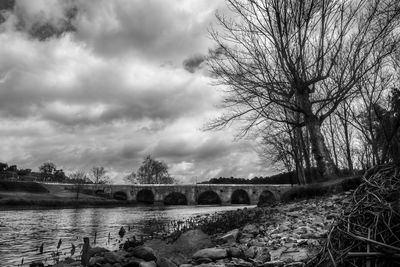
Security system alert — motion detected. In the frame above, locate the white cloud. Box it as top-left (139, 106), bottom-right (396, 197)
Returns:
top-left (0, 0), bottom-right (275, 183)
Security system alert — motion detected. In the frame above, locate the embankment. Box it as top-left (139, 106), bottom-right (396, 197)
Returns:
top-left (0, 181), bottom-right (128, 209)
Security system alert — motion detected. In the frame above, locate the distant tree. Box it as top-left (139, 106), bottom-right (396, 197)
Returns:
top-left (124, 171), bottom-right (138, 184)
top-left (17, 169), bottom-right (32, 176)
top-left (69, 170), bottom-right (88, 200)
top-left (0, 162), bottom-right (8, 172)
top-left (7, 165), bottom-right (17, 172)
top-left (53, 169), bottom-right (67, 182)
top-left (39, 162), bottom-right (56, 181)
top-left (136, 155), bottom-right (175, 184)
top-left (91, 166), bottom-right (109, 184)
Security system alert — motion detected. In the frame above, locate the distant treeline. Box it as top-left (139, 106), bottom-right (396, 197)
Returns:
top-left (0, 161), bottom-right (93, 184)
top-left (200, 168), bottom-right (363, 185)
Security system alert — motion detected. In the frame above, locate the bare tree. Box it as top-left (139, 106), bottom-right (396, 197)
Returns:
top-left (209, 0), bottom-right (400, 178)
top-left (124, 171), bottom-right (138, 184)
top-left (69, 170), bottom-right (88, 200)
top-left (91, 166), bottom-right (109, 185)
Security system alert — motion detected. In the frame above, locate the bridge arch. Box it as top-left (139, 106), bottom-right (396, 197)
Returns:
top-left (231, 189), bottom-right (250, 204)
top-left (137, 189), bottom-right (154, 204)
top-left (164, 192), bottom-right (188, 205)
top-left (95, 189), bottom-right (104, 195)
top-left (113, 191), bottom-right (128, 200)
top-left (258, 190), bottom-right (276, 205)
top-left (197, 190), bottom-right (221, 205)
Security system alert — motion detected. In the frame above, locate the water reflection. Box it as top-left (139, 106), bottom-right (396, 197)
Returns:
top-left (0, 205), bottom-right (253, 266)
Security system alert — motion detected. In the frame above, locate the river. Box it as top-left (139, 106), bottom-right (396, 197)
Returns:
top-left (0, 205), bottom-right (254, 266)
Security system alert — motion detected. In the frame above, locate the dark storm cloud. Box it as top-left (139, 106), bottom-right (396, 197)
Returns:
top-left (183, 54), bottom-right (206, 73)
top-left (74, 0), bottom-right (222, 61)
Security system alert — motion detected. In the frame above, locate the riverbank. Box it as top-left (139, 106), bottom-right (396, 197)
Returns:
top-left (46, 190), bottom-right (351, 267)
top-left (0, 181), bottom-right (130, 210)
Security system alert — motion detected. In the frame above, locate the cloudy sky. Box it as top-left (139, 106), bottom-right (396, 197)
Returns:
top-left (0, 0), bottom-right (274, 183)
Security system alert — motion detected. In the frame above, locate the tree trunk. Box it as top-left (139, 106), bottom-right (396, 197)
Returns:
top-left (306, 116), bottom-right (338, 179)
top-left (341, 104), bottom-right (353, 174)
top-left (300, 128), bottom-right (313, 183)
top-left (297, 92), bottom-right (338, 179)
top-left (328, 115), bottom-right (339, 167)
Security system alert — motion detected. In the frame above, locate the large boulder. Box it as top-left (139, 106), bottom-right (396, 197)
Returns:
top-left (157, 257), bottom-right (177, 267)
top-left (104, 251), bottom-right (122, 264)
top-left (227, 247), bottom-right (245, 259)
top-left (192, 248), bottom-right (228, 260)
top-left (29, 262), bottom-right (44, 267)
top-left (242, 224), bottom-right (259, 235)
top-left (88, 256), bottom-right (105, 266)
top-left (131, 246), bottom-right (157, 261)
top-left (279, 248), bottom-right (310, 263)
top-left (140, 261), bottom-right (157, 267)
top-left (89, 246), bottom-right (109, 257)
top-left (174, 229), bottom-right (212, 254)
top-left (254, 247), bottom-right (271, 262)
top-left (218, 229), bottom-right (239, 244)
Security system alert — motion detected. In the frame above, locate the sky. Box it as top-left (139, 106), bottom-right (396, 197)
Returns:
top-left (0, 0), bottom-right (275, 183)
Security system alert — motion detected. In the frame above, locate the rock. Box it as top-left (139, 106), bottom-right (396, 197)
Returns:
top-left (306, 239), bottom-right (319, 246)
top-left (228, 247), bottom-right (245, 259)
top-left (52, 262), bottom-right (81, 267)
top-left (89, 246), bottom-right (110, 257)
top-left (262, 260), bottom-right (284, 267)
top-left (243, 246), bottom-right (257, 259)
top-left (169, 254), bottom-right (187, 266)
top-left (131, 246), bottom-right (157, 261)
top-left (254, 247), bottom-right (271, 262)
top-left (192, 248), bottom-right (228, 260)
top-left (124, 237), bottom-right (145, 250)
top-left (158, 257), bottom-right (178, 267)
top-left (29, 262), bottom-right (44, 267)
top-left (179, 265), bottom-right (192, 267)
top-left (238, 237), bottom-right (252, 244)
top-left (279, 248), bottom-right (309, 263)
top-left (173, 230), bottom-right (213, 256)
top-left (219, 229), bottom-right (240, 244)
top-left (242, 224), bottom-right (259, 235)
top-left (124, 261), bottom-right (141, 267)
top-left (230, 258), bottom-right (253, 267)
top-left (88, 256), bottom-right (105, 266)
top-left (104, 251), bottom-right (122, 264)
top-left (140, 261), bottom-right (157, 267)
top-left (193, 257), bottom-right (213, 264)
top-left (249, 240), bottom-right (266, 247)
top-left (283, 262), bottom-right (305, 267)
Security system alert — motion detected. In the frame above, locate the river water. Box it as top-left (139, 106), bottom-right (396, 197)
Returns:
top-left (0, 205), bottom-right (254, 266)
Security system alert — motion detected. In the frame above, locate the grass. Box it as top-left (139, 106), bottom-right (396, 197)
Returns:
top-left (0, 180), bottom-right (131, 209)
top-left (0, 180), bottom-right (49, 193)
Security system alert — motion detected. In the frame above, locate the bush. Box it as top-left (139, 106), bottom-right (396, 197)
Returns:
top-left (281, 185), bottom-right (329, 202)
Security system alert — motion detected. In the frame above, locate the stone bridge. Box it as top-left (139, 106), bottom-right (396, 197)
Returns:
top-left (64, 184), bottom-right (295, 205)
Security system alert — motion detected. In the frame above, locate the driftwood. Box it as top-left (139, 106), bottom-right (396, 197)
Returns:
top-left (309, 164), bottom-right (400, 267)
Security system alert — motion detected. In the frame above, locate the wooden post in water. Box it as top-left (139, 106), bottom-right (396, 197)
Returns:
top-left (81, 237), bottom-right (91, 266)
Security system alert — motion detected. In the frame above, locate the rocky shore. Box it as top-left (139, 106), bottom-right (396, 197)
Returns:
top-left (35, 190), bottom-right (351, 267)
